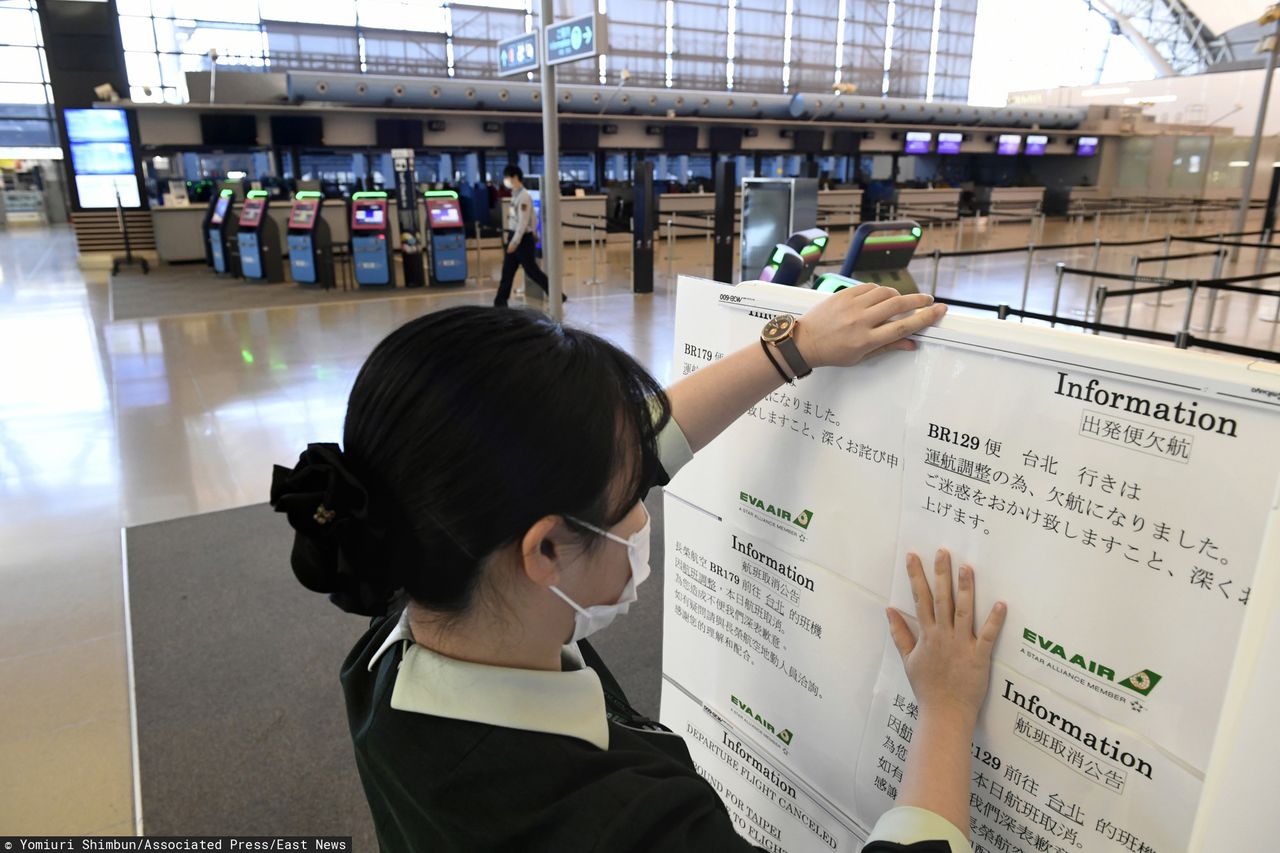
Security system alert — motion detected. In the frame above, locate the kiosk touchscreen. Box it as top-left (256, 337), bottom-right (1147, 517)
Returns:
top-left (286, 192), bottom-right (332, 287)
top-left (350, 192), bottom-right (392, 287)
top-left (424, 190), bottom-right (468, 286)
top-left (207, 190), bottom-right (236, 274)
top-left (838, 221), bottom-right (923, 294)
top-left (235, 191), bottom-right (284, 283)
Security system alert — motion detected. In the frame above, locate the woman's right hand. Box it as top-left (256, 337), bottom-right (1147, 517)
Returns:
top-left (886, 549), bottom-right (1006, 727)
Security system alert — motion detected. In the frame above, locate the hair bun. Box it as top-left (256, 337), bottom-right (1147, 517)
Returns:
top-left (270, 443), bottom-right (400, 616)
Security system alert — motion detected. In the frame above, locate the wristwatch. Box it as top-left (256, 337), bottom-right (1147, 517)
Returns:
top-left (761, 314), bottom-right (812, 380)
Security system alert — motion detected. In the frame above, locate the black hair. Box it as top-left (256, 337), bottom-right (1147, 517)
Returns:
top-left (503, 164), bottom-right (523, 181)
top-left (277, 306), bottom-right (669, 617)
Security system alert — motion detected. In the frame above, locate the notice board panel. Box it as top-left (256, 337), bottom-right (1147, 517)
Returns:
top-left (660, 276), bottom-right (1280, 852)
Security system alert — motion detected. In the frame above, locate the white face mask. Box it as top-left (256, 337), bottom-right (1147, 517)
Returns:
top-left (503, 178), bottom-right (514, 190)
top-left (550, 505), bottom-right (652, 644)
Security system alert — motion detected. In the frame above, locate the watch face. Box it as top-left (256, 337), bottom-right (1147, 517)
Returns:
top-left (762, 314), bottom-right (796, 343)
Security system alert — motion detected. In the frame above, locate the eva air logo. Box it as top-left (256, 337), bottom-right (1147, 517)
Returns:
top-left (731, 694), bottom-right (796, 747)
top-left (739, 492), bottom-right (814, 530)
top-left (1023, 628), bottom-right (1163, 698)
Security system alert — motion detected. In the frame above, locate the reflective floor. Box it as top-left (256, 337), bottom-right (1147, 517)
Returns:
top-left (1, 211), bottom-right (1276, 834)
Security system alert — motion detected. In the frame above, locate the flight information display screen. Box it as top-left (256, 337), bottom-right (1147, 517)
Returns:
top-left (997, 134), bottom-right (1022, 156)
top-left (937, 132), bottom-right (963, 154)
top-left (1024, 134), bottom-right (1048, 156)
top-left (1076, 136), bottom-right (1099, 157)
top-left (904, 132), bottom-right (932, 154)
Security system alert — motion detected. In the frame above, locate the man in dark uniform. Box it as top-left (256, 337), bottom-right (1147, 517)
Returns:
top-left (495, 165), bottom-right (562, 307)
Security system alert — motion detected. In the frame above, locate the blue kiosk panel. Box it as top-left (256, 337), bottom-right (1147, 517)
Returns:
top-left (236, 196), bottom-right (268, 279)
top-left (425, 193), bottom-right (468, 286)
top-left (208, 194), bottom-right (232, 274)
top-left (350, 194), bottom-right (392, 287)
top-left (286, 196), bottom-right (325, 284)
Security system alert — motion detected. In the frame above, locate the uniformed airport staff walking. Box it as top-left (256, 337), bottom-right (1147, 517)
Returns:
top-left (495, 164), bottom-right (560, 307)
top-left (271, 287), bottom-right (1006, 853)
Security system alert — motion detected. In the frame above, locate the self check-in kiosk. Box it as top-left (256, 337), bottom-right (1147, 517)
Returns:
top-left (423, 190), bottom-right (467, 286)
top-left (838, 221), bottom-right (923, 295)
top-left (286, 191), bottom-right (332, 287)
top-left (236, 190), bottom-right (284, 283)
top-left (207, 190), bottom-right (236, 275)
top-left (350, 191), bottom-right (392, 287)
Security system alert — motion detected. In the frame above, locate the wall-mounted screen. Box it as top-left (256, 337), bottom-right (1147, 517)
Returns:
top-left (560, 123), bottom-right (600, 150)
top-left (937, 132), bottom-right (963, 155)
top-left (662, 126), bottom-right (699, 150)
top-left (997, 134), bottom-right (1022, 156)
top-left (374, 118), bottom-right (422, 149)
top-left (792, 129), bottom-right (824, 153)
top-left (1076, 136), bottom-right (1099, 157)
top-left (70, 141), bottom-right (135, 175)
top-left (201, 114), bottom-right (257, 146)
top-left (64, 109), bottom-right (129, 143)
top-left (904, 131), bottom-right (932, 154)
top-left (709, 126), bottom-right (745, 150)
top-left (238, 198), bottom-right (265, 227)
top-left (270, 115), bottom-right (323, 146)
top-left (1025, 134), bottom-right (1048, 156)
top-left (504, 121), bottom-right (544, 151)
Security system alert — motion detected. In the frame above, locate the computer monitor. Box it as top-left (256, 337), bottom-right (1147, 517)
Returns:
top-left (997, 134), bottom-right (1022, 156)
top-left (427, 198), bottom-right (462, 228)
top-left (237, 197), bottom-right (265, 227)
top-left (289, 199), bottom-right (319, 230)
top-left (937, 132), bottom-right (963, 155)
top-left (1025, 134), bottom-right (1048, 156)
top-left (904, 132), bottom-right (932, 155)
top-left (1076, 136), bottom-right (1099, 157)
top-left (351, 199), bottom-right (387, 230)
top-left (210, 196), bottom-right (230, 225)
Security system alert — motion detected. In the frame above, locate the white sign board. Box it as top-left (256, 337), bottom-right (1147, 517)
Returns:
top-left (660, 276), bottom-right (1280, 852)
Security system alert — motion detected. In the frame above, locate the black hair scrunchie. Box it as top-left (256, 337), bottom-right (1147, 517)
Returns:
top-left (270, 443), bottom-right (400, 617)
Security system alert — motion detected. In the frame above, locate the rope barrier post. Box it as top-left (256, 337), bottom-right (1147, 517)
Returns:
top-left (997, 303), bottom-right (1010, 321)
top-left (1094, 285), bottom-right (1108, 335)
top-left (588, 221), bottom-right (600, 286)
top-left (1178, 280), bottom-right (1199, 343)
top-left (1142, 208), bottom-right (1151, 239)
top-left (1123, 254), bottom-right (1140, 340)
top-left (1093, 211), bottom-right (1101, 242)
top-left (1147, 233), bottom-right (1176, 308)
top-left (666, 216), bottom-right (674, 284)
top-left (1019, 243), bottom-right (1035, 320)
top-left (1084, 238), bottom-right (1102, 321)
top-left (954, 216), bottom-right (963, 252)
top-left (1197, 245), bottom-right (1229, 334)
top-left (1051, 262), bottom-right (1066, 328)
top-left (929, 248), bottom-right (941, 296)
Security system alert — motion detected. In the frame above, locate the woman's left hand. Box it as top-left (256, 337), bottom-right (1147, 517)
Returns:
top-left (794, 284), bottom-right (946, 369)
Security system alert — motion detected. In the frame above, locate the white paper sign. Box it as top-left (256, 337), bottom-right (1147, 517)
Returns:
top-left (660, 276), bottom-right (1280, 853)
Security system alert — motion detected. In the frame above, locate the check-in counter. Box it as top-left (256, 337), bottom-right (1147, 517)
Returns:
top-left (895, 188), bottom-right (961, 219)
top-left (990, 187), bottom-right (1045, 214)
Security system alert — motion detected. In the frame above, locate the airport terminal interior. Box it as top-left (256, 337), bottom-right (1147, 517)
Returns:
top-left (3, 0), bottom-right (1280, 848)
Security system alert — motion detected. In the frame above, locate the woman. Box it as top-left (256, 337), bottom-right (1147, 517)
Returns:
top-left (271, 286), bottom-right (1006, 852)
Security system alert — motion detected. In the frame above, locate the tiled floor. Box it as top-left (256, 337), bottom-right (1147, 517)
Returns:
top-left (1, 209), bottom-right (1277, 835)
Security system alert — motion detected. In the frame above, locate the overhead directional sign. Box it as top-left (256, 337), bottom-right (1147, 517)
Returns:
top-left (544, 12), bottom-right (606, 67)
top-left (497, 31), bottom-right (540, 78)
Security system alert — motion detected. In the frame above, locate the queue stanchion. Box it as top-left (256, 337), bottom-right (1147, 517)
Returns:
top-left (1196, 245), bottom-right (1229, 334)
top-left (666, 216), bottom-right (674, 284)
top-left (929, 248), bottom-right (941, 296)
top-left (1148, 234), bottom-right (1177, 307)
top-left (588, 220), bottom-right (600, 286)
top-left (953, 216), bottom-right (963, 251)
top-left (1178, 280), bottom-right (1200, 346)
top-left (1051, 262), bottom-right (1067, 328)
top-left (1019, 243), bottom-right (1036, 319)
top-left (472, 221), bottom-right (482, 285)
top-left (1124, 255), bottom-right (1142, 339)
top-left (1094, 286), bottom-right (1109, 335)
top-left (1081, 238), bottom-right (1103, 320)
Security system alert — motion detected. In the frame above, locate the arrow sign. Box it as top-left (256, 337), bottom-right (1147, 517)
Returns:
top-left (545, 12), bottom-right (606, 67)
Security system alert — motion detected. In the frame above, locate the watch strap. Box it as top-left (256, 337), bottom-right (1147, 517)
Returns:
top-left (760, 339), bottom-right (793, 384)
top-left (775, 336), bottom-right (812, 379)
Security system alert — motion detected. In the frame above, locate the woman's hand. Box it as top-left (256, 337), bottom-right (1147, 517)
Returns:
top-left (795, 284), bottom-right (946, 369)
top-left (886, 549), bottom-right (1006, 727)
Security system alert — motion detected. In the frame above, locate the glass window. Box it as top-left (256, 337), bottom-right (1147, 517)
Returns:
top-left (357, 0), bottom-right (448, 33)
top-left (125, 51), bottom-right (163, 87)
top-left (260, 0), bottom-right (357, 26)
top-left (119, 15), bottom-right (157, 52)
top-left (0, 8), bottom-right (40, 46)
top-left (170, 0), bottom-right (261, 24)
top-left (0, 46), bottom-right (44, 83)
top-left (1115, 137), bottom-right (1153, 188)
top-left (1169, 136), bottom-right (1210, 192)
top-left (0, 82), bottom-right (48, 104)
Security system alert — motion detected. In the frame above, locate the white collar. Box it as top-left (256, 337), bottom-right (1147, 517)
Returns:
top-left (368, 607), bottom-right (610, 750)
